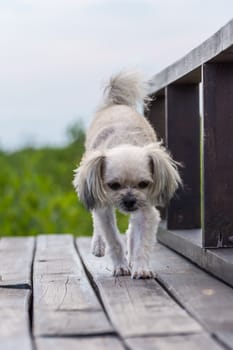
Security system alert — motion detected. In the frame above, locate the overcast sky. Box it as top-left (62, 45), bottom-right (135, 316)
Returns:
top-left (1, 0), bottom-right (233, 150)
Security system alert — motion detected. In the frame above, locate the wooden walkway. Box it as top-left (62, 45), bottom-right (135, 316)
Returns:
top-left (1, 235), bottom-right (233, 350)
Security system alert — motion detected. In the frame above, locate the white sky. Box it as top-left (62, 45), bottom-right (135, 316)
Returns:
top-left (1, 0), bottom-right (233, 150)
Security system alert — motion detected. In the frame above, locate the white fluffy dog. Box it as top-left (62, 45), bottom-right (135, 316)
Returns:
top-left (73, 72), bottom-right (181, 279)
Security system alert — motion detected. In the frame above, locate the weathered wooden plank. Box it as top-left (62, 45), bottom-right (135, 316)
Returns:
top-left (0, 309), bottom-right (32, 350)
top-left (0, 237), bottom-right (35, 288)
top-left (166, 84), bottom-right (201, 229)
top-left (0, 287), bottom-right (30, 308)
top-left (34, 235), bottom-right (102, 310)
top-left (33, 234), bottom-right (112, 337)
top-left (76, 237), bottom-right (202, 338)
top-left (35, 309), bottom-right (113, 336)
top-left (150, 239), bottom-right (233, 336)
top-left (36, 336), bottom-right (125, 350)
top-left (126, 334), bottom-right (223, 350)
top-left (202, 62), bottom-right (233, 247)
top-left (157, 225), bottom-right (233, 288)
top-left (149, 19), bottom-right (233, 95)
top-left (0, 288), bottom-right (32, 350)
top-left (36, 334), bottom-right (224, 350)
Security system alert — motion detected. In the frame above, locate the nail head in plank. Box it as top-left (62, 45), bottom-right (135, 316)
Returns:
top-left (0, 237), bottom-right (35, 288)
top-left (77, 237), bottom-right (202, 338)
top-left (36, 336), bottom-right (125, 350)
top-left (33, 234), bottom-right (112, 336)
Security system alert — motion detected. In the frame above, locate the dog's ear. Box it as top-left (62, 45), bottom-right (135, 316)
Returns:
top-left (145, 143), bottom-right (182, 207)
top-left (73, 151), bottom-right (107, 210)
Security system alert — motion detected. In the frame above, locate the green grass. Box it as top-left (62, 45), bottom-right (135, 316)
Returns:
top-left (0, 124), bottom-right (129, 236)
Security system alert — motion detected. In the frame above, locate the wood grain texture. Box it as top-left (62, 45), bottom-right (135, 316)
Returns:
top-left (0, 237), bottom-right (35, 288)
top-left (35, 309), bottom-right (113, 337)
top-left (36, 336), bottom-right (125, 350)
top-left (0, 287), bottom-right (31, 308)
top-left (203, 63), bottom-right (233, 247)
top-left (33, 234), bottom-right (112, 337)
top-left (0, 288), bottom-right (32, 350)
top-left (166, 84), bottom-right (201, 229)
top-left (150, 240), bottom-right (233, 335)
top-left (76, 237), bottom-right (202, 338)
top-left (126, 334), bottom-right (223, 350)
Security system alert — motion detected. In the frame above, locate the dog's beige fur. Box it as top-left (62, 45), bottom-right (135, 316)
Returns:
top-left (73, 71), bottom-right (181, 279)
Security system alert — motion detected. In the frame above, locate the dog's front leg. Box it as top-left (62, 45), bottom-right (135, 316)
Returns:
top-left (92, 208), bottom-right (130, 276)
top-left (128, 207), bottom-right (160, 279)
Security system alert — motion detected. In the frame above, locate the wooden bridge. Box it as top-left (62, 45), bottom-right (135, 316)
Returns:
top-left (1, 234), bottom-right (233, 350)
top-left (2, 19), bottom-right (233, 350)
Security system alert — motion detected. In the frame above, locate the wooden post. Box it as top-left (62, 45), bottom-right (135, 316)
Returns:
top-left (145, 95), bottom-right (165, 142)
top-left (202, 63), bottom-right (233, 247)
top-left (166, 84), bottom-right (201, 229)
top-left (145, 95), bottom-right (166, 219)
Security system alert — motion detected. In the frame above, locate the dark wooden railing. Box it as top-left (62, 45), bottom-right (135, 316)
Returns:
top-left (146, 19), bottom-right (233, 249)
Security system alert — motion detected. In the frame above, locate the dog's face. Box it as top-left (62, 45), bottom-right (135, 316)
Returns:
top-left (103, 146), bottom-right (153, 212)
top-left (73, 143), bottom-right (181, 212)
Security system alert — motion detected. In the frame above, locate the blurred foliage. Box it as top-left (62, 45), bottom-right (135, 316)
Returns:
top-left (0, 122), bottom-right (129, 236)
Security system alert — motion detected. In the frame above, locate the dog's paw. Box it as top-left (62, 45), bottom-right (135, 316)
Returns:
top-left (113, 264), bottom-right (131, 277)
top-left (91, 236), bottom-right (106, 257)
top-left (131, 267), bottom-right (154, 279)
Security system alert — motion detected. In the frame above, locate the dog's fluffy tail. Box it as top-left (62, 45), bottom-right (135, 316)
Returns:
top-left (102, 71), bottom-right (150, 110)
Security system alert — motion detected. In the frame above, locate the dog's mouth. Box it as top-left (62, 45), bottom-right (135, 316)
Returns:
top-left (119, 206), bottom-right (139, 214)
top-left (126, 206), bottom-right (138, 212)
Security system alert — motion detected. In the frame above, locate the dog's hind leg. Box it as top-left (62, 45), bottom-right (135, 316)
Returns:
top-left (92, 207), bottom-right (130, 276)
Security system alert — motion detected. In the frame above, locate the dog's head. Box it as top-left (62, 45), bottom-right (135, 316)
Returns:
top-left (73, 143), bottom-right (181, 212)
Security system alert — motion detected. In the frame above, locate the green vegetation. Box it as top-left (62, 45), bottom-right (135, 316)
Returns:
top-left (0, 124), bottom-right (128, 236)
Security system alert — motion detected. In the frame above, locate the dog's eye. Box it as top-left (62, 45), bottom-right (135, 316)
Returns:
top-left (108, 182), bottom-right (121, 191)
top-left (138, 181), bottom-right (149, 189)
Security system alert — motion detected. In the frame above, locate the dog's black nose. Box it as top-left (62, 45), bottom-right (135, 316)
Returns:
top-left (123, 196), bottom-right (137, 210)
